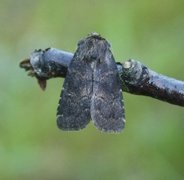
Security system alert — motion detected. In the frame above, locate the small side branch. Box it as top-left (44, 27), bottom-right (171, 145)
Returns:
top-left (20, 48), bottom-right (184, 106)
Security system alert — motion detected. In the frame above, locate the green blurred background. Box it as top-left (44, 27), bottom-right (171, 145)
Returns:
top-left (0, 0), bottom-right (184, 179)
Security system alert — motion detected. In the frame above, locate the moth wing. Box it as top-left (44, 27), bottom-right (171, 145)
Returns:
top-left (91, 54), bottom-right (125, 132)
top-left (57, 56), bottom-right (92, 130)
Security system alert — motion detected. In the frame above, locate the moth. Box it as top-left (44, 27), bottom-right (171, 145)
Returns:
top-left (57, 33), bottom-right (125, 132)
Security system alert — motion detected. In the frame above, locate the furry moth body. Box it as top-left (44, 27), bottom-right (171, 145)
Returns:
top-left (57, 33), bottom-right (125, 132)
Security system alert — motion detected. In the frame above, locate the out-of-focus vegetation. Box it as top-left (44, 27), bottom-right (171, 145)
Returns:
top-left (0, 0), bottom-right (184, 179)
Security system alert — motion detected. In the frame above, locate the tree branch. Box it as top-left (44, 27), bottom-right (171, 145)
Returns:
top-left (20, 48), bottom-right (184, 106)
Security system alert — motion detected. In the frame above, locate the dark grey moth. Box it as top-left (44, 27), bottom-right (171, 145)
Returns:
top-left (57, 33), bottom-right (125, 132)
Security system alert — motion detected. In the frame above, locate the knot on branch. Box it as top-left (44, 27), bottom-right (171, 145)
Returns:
top-left (120, 59), bottom-right (149, 91)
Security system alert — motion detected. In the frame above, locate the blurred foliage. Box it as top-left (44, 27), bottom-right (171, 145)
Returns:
top-left (0, 0), bottom-right (184, 179)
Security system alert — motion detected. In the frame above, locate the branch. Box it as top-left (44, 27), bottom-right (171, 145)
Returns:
top-left (20, 48), bottom-right (184, 106)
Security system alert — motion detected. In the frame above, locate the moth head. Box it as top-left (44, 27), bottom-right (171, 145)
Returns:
top-left (77, 33), bottom-right (111, 61)
top-left (78, 33), bottom-right (110, 44)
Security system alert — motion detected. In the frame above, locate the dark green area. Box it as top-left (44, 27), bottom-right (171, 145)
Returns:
top-left (0, 0), bottom-right (184, 179)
